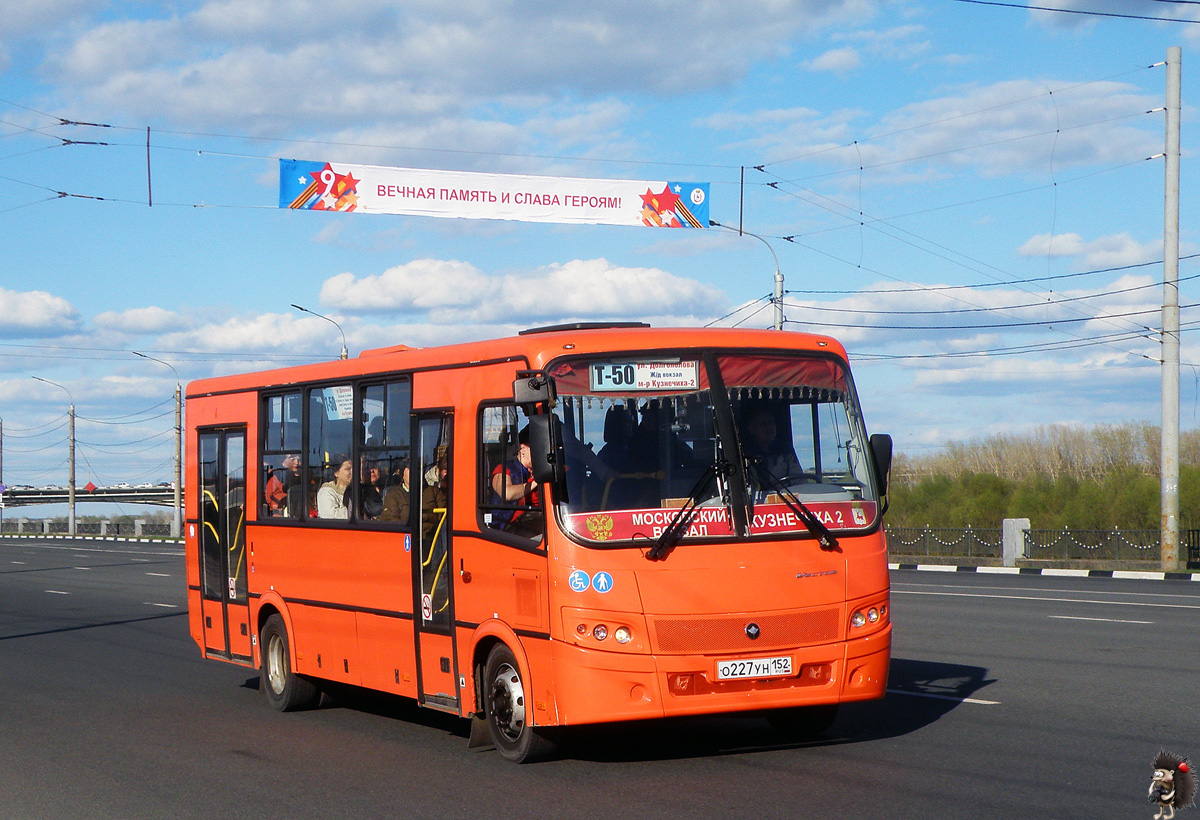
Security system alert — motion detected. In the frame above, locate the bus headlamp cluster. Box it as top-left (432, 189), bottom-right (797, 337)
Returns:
top-left (576, 622), bottom-right (633, 644)
top-left (850, 604), bottom-right (887, 630)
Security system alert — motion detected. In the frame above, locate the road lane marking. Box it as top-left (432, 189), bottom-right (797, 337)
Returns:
top-left (144, 602), bottom-right (178, 608)
top-left (894, 581), bottom-right (1200, 600)
top-left (145, 572), bottom-right (171, 577)
top-left (892, 589), bottom-right (1200, 610)
top-left (45, 590), bottom-right (70, 595)
top-left (887, 689), bottom-right (1000, 705)
top-left (1049, 615), bottom-right (1153, 624)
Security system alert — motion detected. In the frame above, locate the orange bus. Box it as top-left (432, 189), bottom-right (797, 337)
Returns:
top-left (185, 323), bottom-right (893, 762)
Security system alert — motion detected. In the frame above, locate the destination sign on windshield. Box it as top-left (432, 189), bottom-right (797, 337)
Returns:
top-left (589, 361), bottom-right (700, 392)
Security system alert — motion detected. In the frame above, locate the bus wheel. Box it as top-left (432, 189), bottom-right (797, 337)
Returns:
top-left (765, 704), bottom-right (839, 739)
top-left (260, 614), bottom-right (320, 712)
top-left (484, 644), bottom-right (557, 763)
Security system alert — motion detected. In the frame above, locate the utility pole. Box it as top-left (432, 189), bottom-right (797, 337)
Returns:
top-left (134, 352), bottom-right (183, 538)
top-left (710, 221), bottom-right (785, 329)
top-left (1162, 46), bottom-right (1181, 571)
top-left (291, 304), bottom-right (349, 359)
top-left (33, 377), bottom-right (75, 536)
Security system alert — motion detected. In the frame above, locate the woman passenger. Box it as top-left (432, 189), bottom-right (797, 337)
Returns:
top-left (317, 458), bottom-right (352, 519)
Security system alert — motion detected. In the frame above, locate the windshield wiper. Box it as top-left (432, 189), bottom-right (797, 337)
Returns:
top-left (645, 460), bottom-right (731, 561)
top-left (745, 460), bottom-right (840, 551)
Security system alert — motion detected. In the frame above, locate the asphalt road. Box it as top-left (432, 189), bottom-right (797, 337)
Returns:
top-left (1, 537), bottom-right (1196, 819)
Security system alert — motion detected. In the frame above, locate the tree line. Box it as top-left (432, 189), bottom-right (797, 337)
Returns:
top-left (887, 422), bottom-right (1200, 530)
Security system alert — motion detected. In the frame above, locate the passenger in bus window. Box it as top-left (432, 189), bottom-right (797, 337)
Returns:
top-left (381, 460), bottom-right (411, 523)
top-left (741, 404), bottom-right (802, 481)
top-left (317, 458), bottom-right (352, 519)
top-left (422, 449), bottom-right (449, 545)
top-left (264, 454), bottom-right (301, 516)
top-left (359, 458), bottom-right (383, 519)
top-left (489, 428), bottom-right (542, 536)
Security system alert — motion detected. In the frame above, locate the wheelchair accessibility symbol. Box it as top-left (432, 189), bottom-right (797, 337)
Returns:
top-left (568, 570), bottom-right (590, 592)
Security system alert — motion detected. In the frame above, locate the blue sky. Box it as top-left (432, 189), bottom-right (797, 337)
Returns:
top-left (0, 0), bottom-right (1196, 504)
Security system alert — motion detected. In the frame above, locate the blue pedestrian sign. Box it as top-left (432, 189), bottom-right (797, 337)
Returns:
top-left (591, 571), bottom-right (614, 593)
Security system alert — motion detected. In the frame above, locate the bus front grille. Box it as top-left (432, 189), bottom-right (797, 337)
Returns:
top-left (650, 607), bottom-right (841, 654)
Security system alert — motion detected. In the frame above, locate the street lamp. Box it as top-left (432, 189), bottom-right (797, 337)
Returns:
top-left (712, 221), bottom-right (785, 330)
top-left (32, 377), bottom-right (75, 536)
top-left (133, 352), bottom-right (183, 538)
top-left (290, 303), bottom-right (349, 359)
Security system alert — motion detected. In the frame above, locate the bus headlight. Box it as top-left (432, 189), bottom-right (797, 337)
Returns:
top-left (592, 624), bottom-right (608, 641)
top-left (614, 626), bottom-right (632, 644)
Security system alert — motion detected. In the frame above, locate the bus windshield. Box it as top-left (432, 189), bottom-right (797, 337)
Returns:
top-left (548, 351), bottom-right (881, 546)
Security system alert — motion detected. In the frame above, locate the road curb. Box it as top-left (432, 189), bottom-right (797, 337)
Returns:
top-left (890, 562), bottom-right (1200, 582)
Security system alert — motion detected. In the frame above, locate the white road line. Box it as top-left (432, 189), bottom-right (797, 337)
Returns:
top-left (894, 581), bottom-right (1197, 600)
top-left (892, 589), bottom-right (1200, 610)
top-left (45, 590), bottom-right (70, 595)
top-left (11, 561), bottom-right (25, 565)
top-left (1048, 615), bottom-right (1153, 624)
top-left (887, 688), bottom-right (1000, 705)
top-left (144, 602), bottom-right (178, 608)
top-left (145, 572), bottom-right (171, 577)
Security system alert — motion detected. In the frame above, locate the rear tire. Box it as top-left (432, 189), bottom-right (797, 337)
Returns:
top-left (484, 644), bottom-right (557, 763)
top-left (765, 703), bottom-right (839, 739)
top-left (260, 614), bottom-right (321, 712)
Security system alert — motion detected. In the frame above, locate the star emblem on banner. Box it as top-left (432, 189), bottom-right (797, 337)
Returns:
top-left (640, 184), bottom-right (682, 227)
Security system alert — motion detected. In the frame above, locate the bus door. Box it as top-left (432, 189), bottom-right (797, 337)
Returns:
top-left (412, 413), bottom-right (459, 711)
top-left (197, 427), bottom-right (252, 662)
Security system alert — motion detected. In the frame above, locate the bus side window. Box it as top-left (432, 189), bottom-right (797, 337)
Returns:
top-left (361, 380), bottom-right (412, 525)
top-left (308, 385), bottom-right (354, 522)
top-left (261, 392), bottom-right (303, 519)
top-left (479, 404), bottom-right (543, 540)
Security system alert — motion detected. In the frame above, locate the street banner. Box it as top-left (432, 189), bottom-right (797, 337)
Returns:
top-left (279, 159), bottom-right (709, 229)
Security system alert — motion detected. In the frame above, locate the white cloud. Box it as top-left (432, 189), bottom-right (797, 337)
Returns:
top-left (806, 48), bottom-right (861, 73)
top-left (1018, 232), bottom-right (1158, 268)
top-left (42, 1), bottom-right (874, 136)
top-left (93, 306), bottom-right (188, 334)
top-left (319, 257), bottom-right (727, 325)
top-left (723, 78), bottom-right (1160, 180)
top-left (0, 287), bottom-right (80, 337)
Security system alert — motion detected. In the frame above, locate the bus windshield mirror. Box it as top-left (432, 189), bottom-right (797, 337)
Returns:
top-left (744, 459), bottom-right (840, 551)
top-left (527, 414), bottom-right (565, 487)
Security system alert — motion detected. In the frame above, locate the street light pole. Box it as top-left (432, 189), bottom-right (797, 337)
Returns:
top-left (133, 352), bottom-right (183, 538)
top-left (711, 221), bottom-right (785, 330)
top-left (291, 304), bottom-right (349, 359)
top-left (32, 377), bottom-right (75, 536)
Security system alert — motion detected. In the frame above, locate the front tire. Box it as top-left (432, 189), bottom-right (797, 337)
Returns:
top-left (484, 644), bottom-right (557, 763)
top-left (260, 614), bottom-right (320, 712)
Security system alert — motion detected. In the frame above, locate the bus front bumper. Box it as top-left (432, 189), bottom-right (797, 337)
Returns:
top-left (545, 624), bottom-right (891, 726)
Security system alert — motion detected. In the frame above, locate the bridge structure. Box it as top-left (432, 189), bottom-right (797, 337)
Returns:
top-left (0, 486), bottom-right (176, 508)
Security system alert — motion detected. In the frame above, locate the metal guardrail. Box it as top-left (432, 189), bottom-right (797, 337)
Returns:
top-left (885, 526), bottom-right (1002, 559)
top-left (0, 520), bottom-right (175, 537)
top-left (887, 525), bottom-right (1200, 568)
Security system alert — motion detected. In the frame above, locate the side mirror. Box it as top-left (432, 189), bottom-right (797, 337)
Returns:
top-left (512, 370), bottom-right (556, 407)
top-left (527, 414), bottom-right (566, 487)
top-left (869, 433), bottom-right (893, 498)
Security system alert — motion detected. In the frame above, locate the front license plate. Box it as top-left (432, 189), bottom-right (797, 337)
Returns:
top-left (716, 655), bottom-right (793, 680)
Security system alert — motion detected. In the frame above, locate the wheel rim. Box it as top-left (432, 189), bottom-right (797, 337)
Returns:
top-left (489, 662), bottom-right (526, 742)
top-left (266, 632), bottom-right (287, 695)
